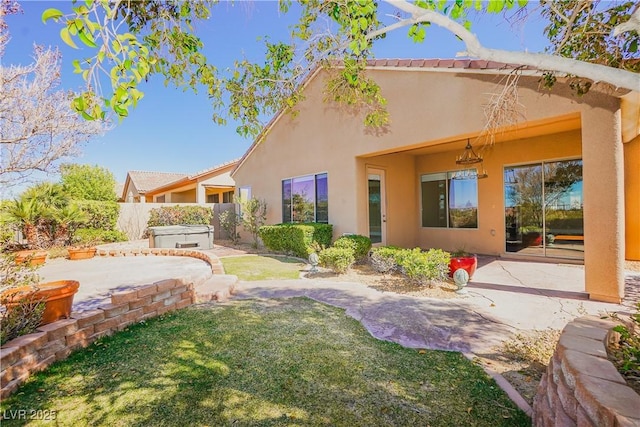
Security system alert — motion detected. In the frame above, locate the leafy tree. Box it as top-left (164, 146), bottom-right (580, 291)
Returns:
top-left (240, 197), bottom-right (267, 248)
top-left (40, 0), bottom-right (639, 137)
top-left (60, 163), bottom-right (117, 201)
top-left (0, 2), bottom-right (106, 189)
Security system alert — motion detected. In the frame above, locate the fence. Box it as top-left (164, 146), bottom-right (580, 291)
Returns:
top-left (116, 202), bottom-right (237, 241)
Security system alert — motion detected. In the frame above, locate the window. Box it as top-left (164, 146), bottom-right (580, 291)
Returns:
top-left (222, 190), bottom-right (234, 203)
top-left (156, 195), bottom-right (166, 203)
top-left (421, 170), bottom-right (478, 228)
top-left (282, 173), bottom-right (328, 223)
top-left (207, 194), bottom-right (219, 203)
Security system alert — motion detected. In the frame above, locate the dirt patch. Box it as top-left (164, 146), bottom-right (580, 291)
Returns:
top-left (303, 263), bottom-right (462, 299)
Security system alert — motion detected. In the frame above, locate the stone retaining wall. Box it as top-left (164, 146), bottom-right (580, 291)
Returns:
top-left (95, 247), bottom-right (224, 275)
top-left (0, 278), bottom-right (195, 400)
top-left (533, 316), bottom-right (640, 427)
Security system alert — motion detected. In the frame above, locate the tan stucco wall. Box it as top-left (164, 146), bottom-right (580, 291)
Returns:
top-left (170, 188), bottom-right (197, 203)
top-left (232, 67), bottom-right (628, 301)
top-left (625, 135), bottom-right (640, 261)
top-left (355, 154), bottom-right (419, 248)
top-left (413, 130), bottom-right (582, 255)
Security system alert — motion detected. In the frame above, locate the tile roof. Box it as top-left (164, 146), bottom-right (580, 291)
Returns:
top-left (365, 58), bottom-right (536, 71)
top-left (127, 171), bottom-right (187, 193)
top-left (187, 159), bottom-right (240, 180)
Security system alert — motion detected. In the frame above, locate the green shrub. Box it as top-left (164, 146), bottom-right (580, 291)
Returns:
top-left (334, 234), bottom-right (372, 262)
top-left (369, 246), bottom-right (402, 273)
top-left (147, 206), bottom-right (213, 228)
top-left (74, 228), bottom-right (128, 245)
top-left (374, 247), bottom-right (450, 286)
top-left (0, 253), bottom-right (44, 345)
top-left (319, 247), bottom-right (354, 274)
top-left (75, 200), bottom-right (120, 231)
top-left (610, 303), bottom-right (640, 394)
top-left (259, 223), bottom-right (333, 258)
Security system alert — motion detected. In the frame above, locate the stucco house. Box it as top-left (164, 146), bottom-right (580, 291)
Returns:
top-left (122, 171), bottom-right (187, 203)
top-left (121, 160), bottom-right (238, 203)
top-left (144, 160), bottom-right (238, 203)
top-left (231, 58), bottom-right (640, 303)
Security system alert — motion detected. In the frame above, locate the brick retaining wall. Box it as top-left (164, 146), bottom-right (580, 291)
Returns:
top-left (533, 316), bottom-right (640, 427)
top-left (95, 247), bottom-right (225, 275)
top-left (0, 278), bottom-right (195, 400)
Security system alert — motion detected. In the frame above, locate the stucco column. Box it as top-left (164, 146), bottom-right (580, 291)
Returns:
top-left (582, 105), bottom-right (625, 303)
top-left (196, 182), bottom-right (206, 203)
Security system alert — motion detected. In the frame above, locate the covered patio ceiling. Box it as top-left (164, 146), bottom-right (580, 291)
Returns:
top-left (358, 113), bottom-right (582, 158)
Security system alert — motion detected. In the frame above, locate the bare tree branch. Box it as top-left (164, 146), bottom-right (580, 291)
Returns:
top-left (0, 44), bottom-right (107, 188)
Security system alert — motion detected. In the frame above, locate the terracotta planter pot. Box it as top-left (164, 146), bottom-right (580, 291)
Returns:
top-left (1, 280), bottom-right (80, 325)
top-left (14, 250), bottom-right (48, 266)
top-left (67, 247), bottom-right (97, 260)
top-left (448, 255), bottom-right (478, 279)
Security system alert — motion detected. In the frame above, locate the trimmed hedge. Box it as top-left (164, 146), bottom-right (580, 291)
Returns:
top-left (333, 234), bottom-right (372, 262)
top-left (259, 223), bottom-right (333, 258)
top-left (75, 200), bottom-right (120, 231)
top-left (74, 228), bottom-right (128, 245)
top-left (147, 206), bottom-right (213, 228)
top-left (319, 247), bottom-right (354, 274)
top-left (369, 246), bottom-right (450, 285)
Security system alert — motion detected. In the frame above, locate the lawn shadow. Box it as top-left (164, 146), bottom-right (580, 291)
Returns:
top-left (2, 299), bottom-right (531, 426)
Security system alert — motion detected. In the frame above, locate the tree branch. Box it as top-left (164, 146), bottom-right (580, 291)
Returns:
top-left (383, 0), bottom-right (640, 92)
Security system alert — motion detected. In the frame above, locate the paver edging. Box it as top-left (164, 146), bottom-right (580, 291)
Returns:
top-left (532, 315), bottom-right (640, 427)
top-left (96, 247), bottom-right (224, 274)
top-left (0, 279), bottom-right (196, 400)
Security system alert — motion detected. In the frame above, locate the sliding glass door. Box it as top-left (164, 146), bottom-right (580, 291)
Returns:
top-left (504, 160), bottom-right (584, 259)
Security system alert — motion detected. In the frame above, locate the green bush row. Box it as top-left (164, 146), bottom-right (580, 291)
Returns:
top-left (370, 246), bottom-right (451, 286)
top-left (318, 234), bottom-right (372, 273)
top-left (259, 223), bottom-right (333, 258)
top-left (74, 228), bottom-right (128, 245)
top-left (333, 234), bottom-right (372, 262)
top-left (147, 206), bottom-right (213, 228)
top-left (75, 200), bottom-right (120, 231)
top-left (318, 247), bottom-right (355, 274)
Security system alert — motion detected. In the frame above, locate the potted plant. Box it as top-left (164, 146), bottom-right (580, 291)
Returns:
top-left (67, 243), bottom-right (97, 260)
top-left (448, 248), bottom-right (478, 279)
top-left (55, 205), bottom-right (95, 260)
top-left (0, 254), bottom-right (79, 344)
top-left (67, 231), bottom-right (99, 260)
top-left (14, 249), bottom-right (48, 266)
top-left (1, 280), bottom-right (80, 326)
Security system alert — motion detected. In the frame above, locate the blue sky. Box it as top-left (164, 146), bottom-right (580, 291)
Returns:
top-left (3, 1), bottom-right (549, 194)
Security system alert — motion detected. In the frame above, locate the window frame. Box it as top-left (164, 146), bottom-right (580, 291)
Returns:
top-left (420, 169), bottom-right (479, 229)
top-left (281, 172), bottom-right (329, 223)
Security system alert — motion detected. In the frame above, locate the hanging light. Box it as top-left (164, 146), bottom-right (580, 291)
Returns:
top-left (456, 139), bottom-right (483, 165)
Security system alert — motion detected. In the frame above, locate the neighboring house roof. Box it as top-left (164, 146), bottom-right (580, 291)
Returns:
top-left (187, 158), bottom-right (240, 180)
top-left (231, 57), bottom-right (637, 176)
top-left (122, 171), bottom-right (187, 200)
top-left (143, 159), bottom-right (240, 196)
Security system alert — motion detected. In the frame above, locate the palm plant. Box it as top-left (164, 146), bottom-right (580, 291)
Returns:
top-left (52, 203), bottom-right (88, 246)
top-left (4, 198), bottom-right (47, 249)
